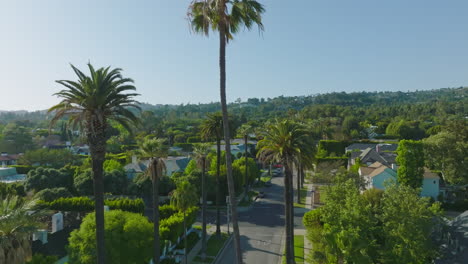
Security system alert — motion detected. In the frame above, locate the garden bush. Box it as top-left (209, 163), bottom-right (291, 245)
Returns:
top-left (68, 210), bottom-right (153, 264)
top-left (34, 187), bottom-right (72, 202)
top-left (37, 197), bottom-right (145, 213)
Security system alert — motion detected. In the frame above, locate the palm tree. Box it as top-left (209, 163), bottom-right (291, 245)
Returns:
top-left (0, 196), bottom-right (44, 264)
top-left (237, 124), bottom-right (255, 191)
top-left (257, 120), bottom-right (313, 264)
top-left (191, 143), bottom-right (212, 260)
top-left (188, 2), bottom-right (265, 261)
top-left (49, 64), bottom-right (140, 264)
top-left (171, 181), bottom-right (198, 264)
top-left (137, 137), bottom-right (169, 264)
top-left (200, 112), bottom-right (224, 236)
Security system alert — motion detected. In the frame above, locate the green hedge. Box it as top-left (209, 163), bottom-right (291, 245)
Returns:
top-left (186, 136), bottom-right (201, 143)
top-left (173, 143), bottom-right (193, 152)
top-left (315, 157), bottom-right (348, 169)
top-left (160, 207), bottom-right (198, 243)
top-left (37, 197), bottom-right (145, 213)
top-left (159, 204), bottom-right (179, 220)
top-left (317, 140), bottom-right (349, 156)
top-left (10, 165), bottom-right (35, 174)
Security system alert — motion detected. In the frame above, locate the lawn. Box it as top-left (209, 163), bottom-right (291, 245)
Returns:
top-left (293, 187), bottom-right (308, 208)
top-left (282, 235), bottom-right (305, 264)
top-left (193, 232), bottom-right (230, 264)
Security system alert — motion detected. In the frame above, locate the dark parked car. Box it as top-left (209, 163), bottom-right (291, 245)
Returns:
top-left (258, 191), bottom-right (265, 198)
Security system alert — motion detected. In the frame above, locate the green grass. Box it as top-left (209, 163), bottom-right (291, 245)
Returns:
top-left (206, 232), bottom-right (229, 256)
top-left (293, 187), bottom-right (308, 208)
top-left (193, 233), bottom-right (230, 264)
top-left (282, 235), bottom-right (305, 264)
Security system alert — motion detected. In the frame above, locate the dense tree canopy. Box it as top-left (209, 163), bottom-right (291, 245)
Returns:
top-left (68, 210), bottom-right (153, 264)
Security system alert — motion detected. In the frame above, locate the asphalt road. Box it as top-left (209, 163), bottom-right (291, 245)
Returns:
top-left (215, 173), bottom-right (306, 264)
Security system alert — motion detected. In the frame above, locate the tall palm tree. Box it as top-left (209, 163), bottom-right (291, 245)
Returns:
top-left (191, 143), bottom-right (212, 260)
top-left (49, 64), bottom-right (140, 264)
top-left (171, 181), bottom-right (198, 264)
top-left (137, 137), bottom-right (169, 264)
top-left (0, 196), bottom-right (43, 264)
top-left (200, 112), bottom-right (224, 236)
top-left (257, 120), bottom-right (313, 264)
top-left (237, 124), bottom-right (254, 191)
top-left (188, 2), bottom-right (265, 262)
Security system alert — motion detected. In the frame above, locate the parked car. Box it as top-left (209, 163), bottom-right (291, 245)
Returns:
top-left (265, 181), bottom-right (272, 187)
top-left (258, 191), bottom-right (265, 198)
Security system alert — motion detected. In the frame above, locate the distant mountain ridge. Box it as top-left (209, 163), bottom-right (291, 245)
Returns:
top-left (0, 87), bottom-right (466, 118)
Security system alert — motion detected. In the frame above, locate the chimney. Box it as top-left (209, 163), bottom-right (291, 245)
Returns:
top-left (391, 164), bottom-right (397, 170)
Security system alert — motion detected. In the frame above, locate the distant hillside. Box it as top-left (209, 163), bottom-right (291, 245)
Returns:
top-left (0, 87), bottom-right (466, 123)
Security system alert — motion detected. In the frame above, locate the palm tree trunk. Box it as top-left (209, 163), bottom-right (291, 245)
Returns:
top-left (201, 157), bottom-right (207, 260)
top-left (184, 211), bottom-right (188, 264)
top-left (219, 10), bottom-right (243, 264)
top-left (152, 159), bottom-right (160, 264)
top-left (244, 134), bottom-right (248, 192)
top-left (216, 138), bottom-right (221, 237)
top-left (296, 165), bottom-right (301, 203)
top-left (300, 166), bottom-right (304, 188)
top-left (284, 163), bottom-right (294, 264)
top-left (89, 133), bottom-right (106, 264)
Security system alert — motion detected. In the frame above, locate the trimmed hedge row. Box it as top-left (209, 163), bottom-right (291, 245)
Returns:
top-left (37, 197), bottom-right (145, 213)
top-left (173, 143), bottom-right (193, 152)
top-left (317, 140), bottom-right (350, 156)
top-left (160, 206), bottom-right (198, 243)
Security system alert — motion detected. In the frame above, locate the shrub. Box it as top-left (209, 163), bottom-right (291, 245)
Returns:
top-left (10, 165), bottom-right (34, 174)
top-left (68, 210), bottom-right (153, 264)
top-left (317, 140), bottom-right (349, 157)
top-left (173, 143), bottom-right (193, 152)
top-left (186, 136), bottom-right (201, 143)
top-left (26, 254), bottom-right (58, 264)
top-left (37, 197), bottom-right (145, 213)
top-left (34, 187), bottom-right (73, 202)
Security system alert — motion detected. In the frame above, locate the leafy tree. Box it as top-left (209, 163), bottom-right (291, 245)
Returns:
top-left (0, 196), bottom-right (44, 264)
top-left (200, 112), bottom-right (224, 236)
top-left (19, 149), bottom-right (76, 168)
top-left (423, 131), bottom-right (468, 184)
top-left (74, 170), bottom-right (94, 196)
top-left (188, 1), bottom-right (265, 261)
top-left (257, 119), bottom-right (314, 263)
top-left (171, 181), bottom-right (198, 264)
top-left (379, 184), bottom-right (443, 263)
top-left (34, 187), bottom-right (72, 202)
top-left (49, 64), bottom-right (140, 264)
top-left (191, 143), bottom-right (212, 260)
top-left (0, 123), bottom-right (34, 153)
top-left (26, 254), bottom-right (59, 264)
top-left (237, 123), bottom-right (255, 191)
top-left (103, 170), bottom-right (128, 195)
top-left (103, 159), bottom-right (124, 172)
top-left (396, 140), bottom-right (425, 189)
top-left (136, 137), bottom-right (168, 264)
top-left (306, 179), bottom-right (444, 264)
top-left (25, 167), bottom-right (73, 193)
top-left (68, 210), bottom-right (153, 264)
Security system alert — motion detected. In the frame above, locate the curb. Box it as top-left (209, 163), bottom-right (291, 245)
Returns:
top-left (213, 234), bottom-right (233, 264)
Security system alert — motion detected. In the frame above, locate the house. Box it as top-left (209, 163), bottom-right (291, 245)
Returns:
top-left (359, 162), bottom-right (441, 199)
top-left (360, 162), bottom-right (397, 190)
top-left (124, 156), bottom-right (191, 179)
top-left (421, 168), bottom-right (440, 200)
top-left (436, 211), bottom-right (468, 264)
top-left (0, 152), bottom-right (21, 167)
top-left (349, 148), bottom-right (396, 168)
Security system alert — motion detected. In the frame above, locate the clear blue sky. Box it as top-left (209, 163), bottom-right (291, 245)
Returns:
top-left (1, 0), bottom-right (467, 111)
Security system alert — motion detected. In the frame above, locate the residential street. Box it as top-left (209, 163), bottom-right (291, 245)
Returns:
top-left (215, 173), bottom-right (306, 264)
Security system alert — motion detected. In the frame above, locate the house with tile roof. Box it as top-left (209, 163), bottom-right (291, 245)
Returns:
top-left (359, 162), bottom-right (441, 199)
